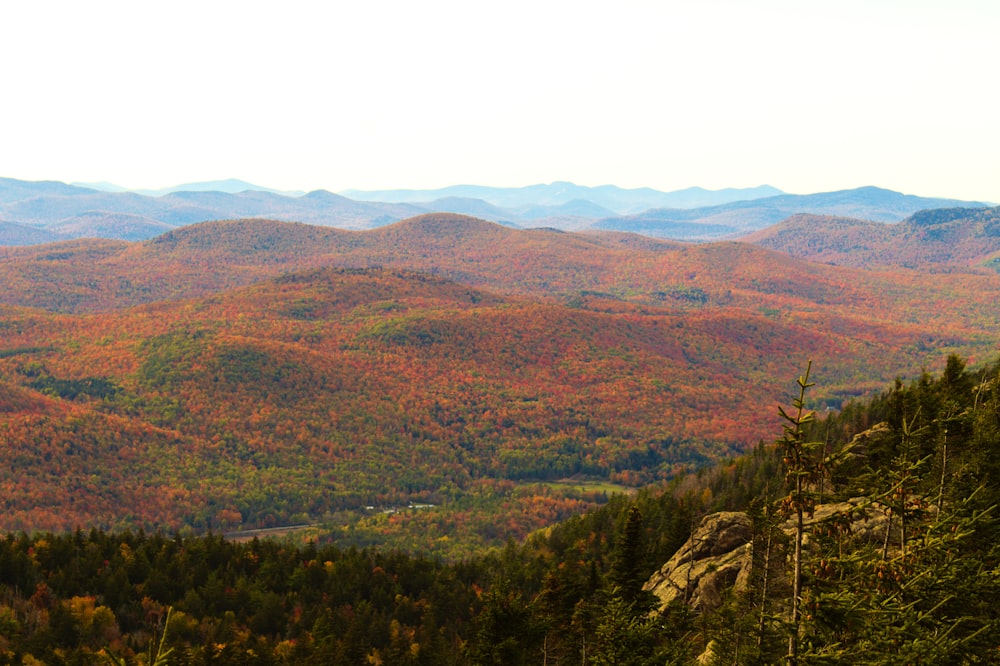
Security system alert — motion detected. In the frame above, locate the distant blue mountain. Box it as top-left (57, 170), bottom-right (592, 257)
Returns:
top-left (135, 179), bottom-right (307, 197)
top-left (0, 177), bottom-right (99, 202)
top-left (0, 178), bottom-right (423, 242)
top-left (341, 182), bottom-right (784, 215)
top-left (417, 197), bottom-right (521, 226)
top-left (0, 178), bottom-right (785, 242)
top-left (70, 178), bottom-right (305, 197)
top-left (592, 186), bottom-right (992, 240)
top-left (514, 199), bottom-right (618, 221)
top-left (1, 177), bottom-right (991, 246)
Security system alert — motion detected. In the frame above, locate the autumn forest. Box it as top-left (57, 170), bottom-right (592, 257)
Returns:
top-left (1, 199), bottom-right (1000, 663)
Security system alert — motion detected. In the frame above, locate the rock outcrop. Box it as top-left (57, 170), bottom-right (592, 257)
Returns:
top-left (644, 498), bottom-right (890, 615)
top-left (642, 511), bottom-right (753, 613)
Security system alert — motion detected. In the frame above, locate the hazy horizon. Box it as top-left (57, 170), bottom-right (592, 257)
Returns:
top-left (35, 177), bottom-right (992, 207)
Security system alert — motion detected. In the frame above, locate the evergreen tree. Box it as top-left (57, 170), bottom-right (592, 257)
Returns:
top-left (777, 362), bottom-right (823, 665)
top-left (609, 506), bottom-right (656, 612)
top-left (589, 594), bottom-right (656, 666)
top-left (466, 580), bottom-right (540, 665)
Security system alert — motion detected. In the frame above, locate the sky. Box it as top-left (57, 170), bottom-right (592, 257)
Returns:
top-left (1, 0), bottom-right (998, 201)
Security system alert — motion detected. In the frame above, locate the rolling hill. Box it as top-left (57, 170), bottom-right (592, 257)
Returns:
top-left (744, 206), bottom-right (1000, 270)
top-left (2, 212), bottom-right (1000, 552)
top-left (0, 266), bottom-right (782, 536)
top-left (0, 263), bottom-right (953, 538)
top-left (3, 213), bottom-right (999, 344)
top-left (2, 215), bottom-right (673, 312)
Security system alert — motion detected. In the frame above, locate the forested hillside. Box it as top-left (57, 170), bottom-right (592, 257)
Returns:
top-left (745, 206), bottom-right (1000, 271)
top-left (4, 214), bottom-right (1000, 324)
top-left (0, 357), bottom-right (996, 663)
top-left (2, 214), bottom-right (1000, 556)
top-left (0, 266), bottom-right (861, 551)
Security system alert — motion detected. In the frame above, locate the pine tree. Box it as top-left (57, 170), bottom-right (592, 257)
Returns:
top-left (777, 361), bottom-right (823, 665)
top-left (609, 506), bottom-right (656, 611)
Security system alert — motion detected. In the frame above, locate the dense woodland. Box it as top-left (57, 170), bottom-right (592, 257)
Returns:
top-left (0, 260), bottom-right (988, 554)
top-left (0, 356), bottom-right (997, 663)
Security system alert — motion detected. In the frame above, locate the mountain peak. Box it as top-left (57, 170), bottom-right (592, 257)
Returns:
top-left (302, 189), bottom-right (349, 201)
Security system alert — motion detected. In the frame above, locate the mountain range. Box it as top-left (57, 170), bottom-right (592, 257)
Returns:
top-left (74, 177), bottom-right (307, 197)
top-left (2, 177), bottom-right (990, 245)
top-left (593, 186), bottom-right (992, 240)
top-left (340, 182), bottom-right (785, 212)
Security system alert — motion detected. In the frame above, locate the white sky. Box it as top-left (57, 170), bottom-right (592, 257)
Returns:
top-left (1, 0), bottom-right (998, 201)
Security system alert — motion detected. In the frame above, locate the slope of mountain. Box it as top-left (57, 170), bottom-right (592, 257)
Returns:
top-left (51, 212), bottom-right (176, 241)
top-left (0, 190), bottom-right (182, 226)
top-left (745, 206), bottom-right (1000, 270)
top-left (514, 198), bottom-right (618, 221)
top-left (0, 220), bottom-right (68, 245)
top-left (413, 196), bottom-right (520, 224)
top-left (0, 177), bottom-right (99, 203)
top-left (594, 186), bottom-right (990, 240)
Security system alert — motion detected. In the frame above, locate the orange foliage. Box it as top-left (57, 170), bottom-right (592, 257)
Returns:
top-left (1, 216), bottom-right (999, 548)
